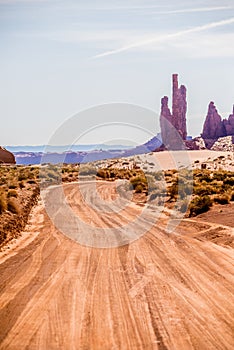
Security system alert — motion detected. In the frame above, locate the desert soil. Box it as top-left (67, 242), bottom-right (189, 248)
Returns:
top-left (0, 181), bottom-right (234, 350)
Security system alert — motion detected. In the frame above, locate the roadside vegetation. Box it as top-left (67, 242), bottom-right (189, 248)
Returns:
top-left (0, 165), bottom-right (39, 246)
top-left (96, 166), bottom-right (234, 217)
top-left (1, 162), bottom-right (234, 247)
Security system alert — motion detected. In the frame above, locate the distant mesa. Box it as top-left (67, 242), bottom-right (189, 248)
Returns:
top-left (202, 102), bottom-right (234, 142)
top-left (160, 74), bottom-right (187, 149)
top-left (0, 146), bottom-right (15, 164)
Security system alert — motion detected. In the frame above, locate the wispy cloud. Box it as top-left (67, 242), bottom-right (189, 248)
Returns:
top-left (92, 17), bottom-right (234, 59)
top-left (167, 32), bottom-right (234, 58)
top-left (158, 6), bottom-right (232, 14)
top-left (0, 0), bottom-right (50, 3)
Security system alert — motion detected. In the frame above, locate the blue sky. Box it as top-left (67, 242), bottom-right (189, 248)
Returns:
top-left (1, 0), bottom-right (234, 146)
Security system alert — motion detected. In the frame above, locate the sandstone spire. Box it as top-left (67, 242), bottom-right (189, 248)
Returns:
top-left (223, 105), bottom-right (234, 136)
top-left (160, 74), bottom-right (187, 147)
top-left (201, 102), bottom-right (234, 139)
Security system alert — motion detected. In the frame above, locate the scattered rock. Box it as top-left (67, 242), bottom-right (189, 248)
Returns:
top-left (211, 136), bottom-right (234, 152)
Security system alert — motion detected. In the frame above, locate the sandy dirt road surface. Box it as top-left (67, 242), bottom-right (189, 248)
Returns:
top-left (0, 181), bottom-right (234, 350)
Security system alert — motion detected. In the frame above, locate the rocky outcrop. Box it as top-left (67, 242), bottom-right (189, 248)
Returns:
top-left (0, 147), bottom-right (16, 164)
top-left (223, 106), bottom-right (234, 136)
top-left (201, 102), bottom-right (226, 139)
top-left (185, 137), bottom-right (206, 150)
top-left (202, 103), bottom-right (234, 141)
top-left (160, 74), bottom-right (187, 148)
top-left (211, 136), bottom-right (234, 152)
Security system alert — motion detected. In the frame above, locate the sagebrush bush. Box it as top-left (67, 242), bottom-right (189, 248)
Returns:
top-left (130, 175), bottom-right (147, 193)
top-left (97, 168), bottom-right (108, 179)
top-left (79, 165), bottom-right (97, 176)
top-left (189, 195), bottom-right (213, 217)
top-left (214, 195), bottom-right (230, 205)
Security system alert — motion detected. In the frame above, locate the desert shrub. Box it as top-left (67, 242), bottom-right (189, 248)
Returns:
top-left (7, 198), bottom-right (20, 214)
top-left (230, 192), bottom-right (234, 201)
top-left (212, 171), bottom-right (226, 181)
top-left (130, 175), bottom-right (147, 193)
top-left (194, 184), bottom-right (217, 196)
top-left (214, 195), bottom-right (230, 205)
top-left (167, 182), bottom-right (178, 200)
top-left (27, 180), bottom-right (37, 184)
top-left (7, 189), bottom-right (18, 198)
top-left (18, 172), bottom-right (28, 181)
top-left (0, 177), bottom-right (7, 185)
top-left (0, 193), bottom-right (7, 214)
top-left (189, 195), bottom-right (212, 217)
top-left (223, 177), bottom-right (234, 186)
top-left (135, 183), bottom-right (145, 193)
top-left (199, 172), bottom-right (213, 183)
top-left (8, 184), bottom-right (17, 189)
top-left (79, 165), bottom-right (97, 176)
top-left (19, 181), bottom-right (25, 189)
top-left (97, 168), bottom-right (109, 179)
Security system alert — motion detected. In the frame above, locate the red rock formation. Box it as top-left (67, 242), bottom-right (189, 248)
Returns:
top-left (201, 102), bottom-right (225, 139)
top-left (0, 147), bottom-right (16, 164)
top-left (223, 105), bottom-right (234, 136)
top-left (202, 103), bottom-right (234, 140)
top-left (160, 74), bottom-right (187, 147)
top-left (172, 74), bottom-right (187, 140)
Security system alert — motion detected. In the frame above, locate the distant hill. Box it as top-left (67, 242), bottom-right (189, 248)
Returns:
top-left (13, 136), bottom-right (162, 165)
top-left (5, 144), bottom-right (132, 153)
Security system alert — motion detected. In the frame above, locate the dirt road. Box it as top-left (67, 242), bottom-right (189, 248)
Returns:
top-left (0, 181), bottom-right (234, 349)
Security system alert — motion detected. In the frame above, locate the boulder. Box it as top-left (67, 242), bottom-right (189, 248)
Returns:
top-left (0, 147), bottom-right (16, 164)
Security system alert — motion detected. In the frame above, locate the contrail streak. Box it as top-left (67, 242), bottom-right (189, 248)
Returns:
top-left (159, 6), bottom-right (232, 14)
top-left (92, 17), bottom-right (234, 59)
